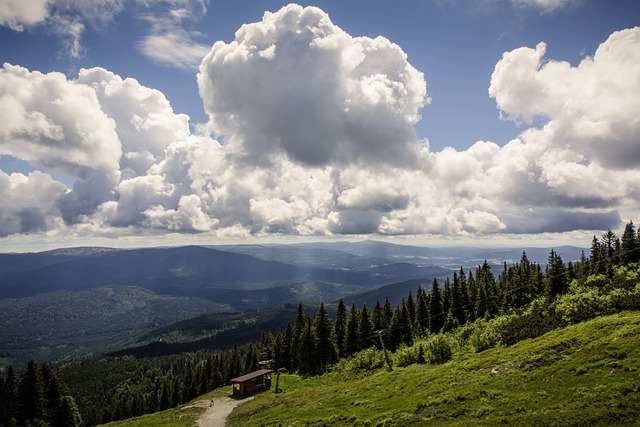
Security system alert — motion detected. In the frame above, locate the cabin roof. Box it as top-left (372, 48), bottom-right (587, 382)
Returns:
top-left (231, 369), bottom-right (274, 383)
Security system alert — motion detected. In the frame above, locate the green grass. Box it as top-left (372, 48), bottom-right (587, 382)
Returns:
top-left (98, 406), bottom-right (204, 427)
top-left (98, 391), bottom-right (227, 427)
top-left (228, 312), bottom-right (640, 426)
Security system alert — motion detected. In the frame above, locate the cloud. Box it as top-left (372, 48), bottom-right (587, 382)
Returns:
top-left (0, 0), bottom-right (123, 58)
top-left (138, 30), bottom-right (211, 69)
top-left (500, 208), bottom-right (621, 234)
top-left (0, 64), bottom-right (121, 175)
top-left (1, 5), bottom-right (639, 243)
top-left (480, 28), bottom-right (640, 231)
top-left (0, 0), bottom-right (210, 64)
top-left (137, 0), bottom-right (211, 69)
top-left (0, 0), bottom-right (51, 30)
top-left (489, 26), bottom-right (640, 211)
top-left (0, 63), bottom-right (122, 223)
top-left (510, 0), bottom-right (574, 13)
top-left (0, 171), bottom-right (66, 236)
top-left (197, 4), bottom-right (428, 167)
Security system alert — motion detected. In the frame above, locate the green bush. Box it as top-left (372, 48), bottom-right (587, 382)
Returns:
top-left (555, 286), bottom-right (610, 324)
top-left (334, 347), bottom-right (385, 373)
top-left (394, 343), bottom-right (420, 367)
top-left (610, 263), bottom-right (640, 291)
top-left (453, 319), bottom-right (498, 353)
top-left (425, 334), bottom-right (454, 364)
top-left (608, 287), bottom-right (640, 311)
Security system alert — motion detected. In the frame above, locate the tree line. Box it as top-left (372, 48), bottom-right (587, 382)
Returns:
top-left (266, 220), bottom-right (640, 375)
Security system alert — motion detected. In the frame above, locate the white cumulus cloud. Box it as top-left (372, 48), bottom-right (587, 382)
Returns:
top-left (0, 0), bottom-right (51, 30)
top-left (197, 4), bottom-right (428, 167)
top-left (1, 5), bottom-right (639, 243)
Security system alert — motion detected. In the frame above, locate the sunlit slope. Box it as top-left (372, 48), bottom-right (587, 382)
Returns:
top-left (228, 311), bottom-right (640, 426)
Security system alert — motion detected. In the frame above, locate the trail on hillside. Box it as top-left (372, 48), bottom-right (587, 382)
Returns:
top-left (196, 396), bottom-right (255, 427)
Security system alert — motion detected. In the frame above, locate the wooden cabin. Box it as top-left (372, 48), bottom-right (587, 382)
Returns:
top-left (231, 369), bottom-right (274, 397)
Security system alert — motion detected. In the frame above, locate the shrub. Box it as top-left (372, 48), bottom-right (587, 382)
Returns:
top-left (334, 347), bottom-right (385, 373)
top-left (453, 319), bottom-right (499, 353)
top-left (555, 286), bottom-right (610, 324)
top-left (394, 343), bottom-right (420, 367)
top-left (425, 334), bottom-right (454, 364)
top-left (608, 287), bottom-right (640, 311)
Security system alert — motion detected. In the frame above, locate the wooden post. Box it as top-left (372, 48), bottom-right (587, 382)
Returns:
top-left (274, 367), bottom-right (288, 393)
top-left (375, 330), bottom-right (393, 372)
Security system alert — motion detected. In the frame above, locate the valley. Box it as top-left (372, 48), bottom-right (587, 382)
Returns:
top-left (0, 241), bottom-right (585, 368)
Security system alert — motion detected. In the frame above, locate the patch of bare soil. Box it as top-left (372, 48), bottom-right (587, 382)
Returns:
top-left (196, 396), bottom-right (255, 427)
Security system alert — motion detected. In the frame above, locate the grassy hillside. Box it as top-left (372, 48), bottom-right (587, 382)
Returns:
top-left (227, 311), bottom-right (640, 426)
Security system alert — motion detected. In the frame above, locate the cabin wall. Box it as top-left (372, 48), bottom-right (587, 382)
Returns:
top-left (232, 374), bottom-right (271, 397)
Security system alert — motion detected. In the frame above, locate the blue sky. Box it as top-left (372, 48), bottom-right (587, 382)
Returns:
top-left (0, 0), bottom-right (639, 251)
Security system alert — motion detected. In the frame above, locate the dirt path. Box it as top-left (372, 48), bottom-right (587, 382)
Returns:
top-left (195, 396), bottom-right (254, 427)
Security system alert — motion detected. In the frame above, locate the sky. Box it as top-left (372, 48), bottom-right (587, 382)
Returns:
top-left (0, 0), bottom-right (639, 252)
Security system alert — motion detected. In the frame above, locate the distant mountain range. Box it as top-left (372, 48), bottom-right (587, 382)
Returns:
top-left (0, 243), bottom-right (452, 305)
top-left (0, 241), bottom-right (586, 367)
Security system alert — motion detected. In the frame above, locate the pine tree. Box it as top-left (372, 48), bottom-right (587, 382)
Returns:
top-left (382, 297), bottom-right (394, 329)
top-left (442, 308), bottom-right (459, 333)
top-left (399, 302), bottom-right (413, 345)
top-left (516, 252), bottom-right (532, 307)
top-left (228, 345), bottom-right (242, 380)
top-left (196, 363), bottom-right (208, 396)
top-left (19, 359), bottom-right (46, 424)
top-left (576, 250), bottom-right (589, 279)
top-left (344, 302), bottom-right (360, 357)
top-left (210, 355), bottom-right (224, 390)
top-left (466, 270), bottom-right (477, 321)
top-left (0, 366), bottom-right (18, 425)
top-left (477, 261), bottom-right (498, 317)
top-left (358, 304), bottom-right (375, 351)
top-left (386, 306), bottom-right (401, 351)
top-left (389, 301), bottom-right (412, 348)
top-left (545, 249), bottom-right (568, 297)
top-left (442, 278), bottom-right (452, 315)
top-left (313, 303), bottom-right (337, 372)
top-left (334, 299), bottom-right (347, 358)
top-left (474, 274), bottom-right (489, 320)
top-left (204, 355), bottom-right (215, 390)
top-left (590, 235), bottom-right (606, 275)
top-left (244, 343), bottom-right (259, 373)
top-left (602, 229), bottom-right (617, 260)
top-left (405, 292), bottom-right (416, 328)
top-left (259, 331), bottom-right (276, 361)
top-left (415, 287), bottom-right (430, 335)
top-left (567, 261), bottom-right (576, 282)
top-left (41, 364), bottom-right (65, 426)
top-left (278, 323), bottom-right (294, 371)
top-left (373, 300), bottom-right (384, 331)
top-left (429, 278), bottom-right (444, 333)
top-left (57, 395), bottom-right (82, 427)
top-left (458, 268), bottom-right (470, 314)
top-left (171, 377), bottom-right (181, 406)
top-left (499, 262), bottom-right (513, 311)
top-left (621, 221), bottom-right (639, 263)
top-left (297, 314), bottom-right (316, 375)
top-left (291, 304), bottom-right (307, 371)
top-left (158, 379), bottom-right (170, 411)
